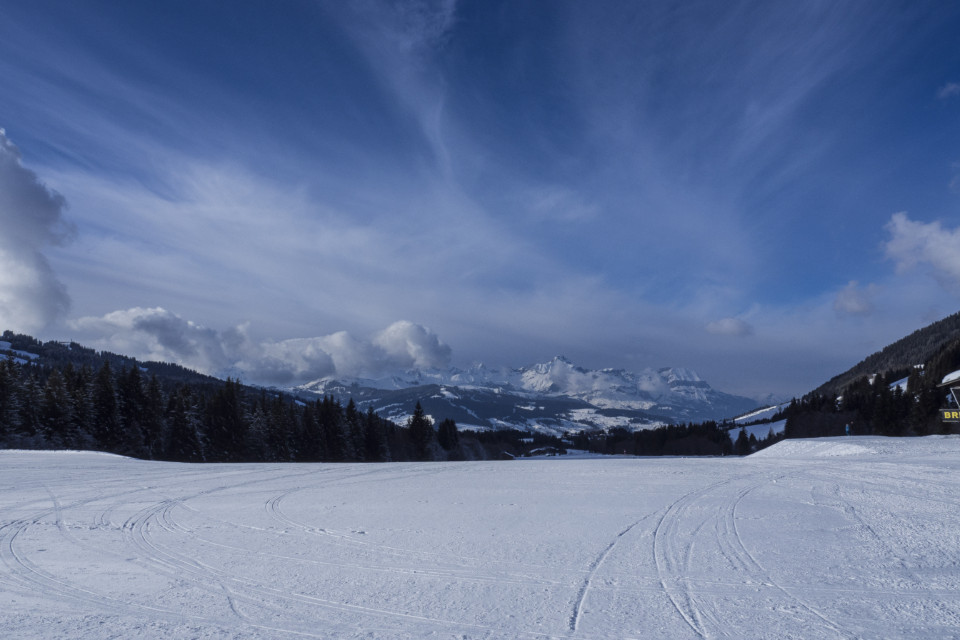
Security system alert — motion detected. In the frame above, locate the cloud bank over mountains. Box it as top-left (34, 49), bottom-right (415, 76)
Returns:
top-left (70, 307), bottom-right (450, 386)
top-left (0, 129), bottom-right (73, 332)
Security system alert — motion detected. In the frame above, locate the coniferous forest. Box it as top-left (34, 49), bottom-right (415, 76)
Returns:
top-left (0, 331), bottom-right (592, 462)
top-left (1, 329), bottom-right (959, 463)
top-left (0, 331), bottom-right (434, 462)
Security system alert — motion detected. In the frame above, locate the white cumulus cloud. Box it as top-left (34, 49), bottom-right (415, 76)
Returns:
top-left (884, 212), bottom-right (960, 290)
top-left (70, 308), bottom-right (451, 385)
top-left (833, 280), bottom-right (877, 316)
top-left (374, 320), bottom-right (452, 369)
top-left (0, 129), bottom-right (74, 332)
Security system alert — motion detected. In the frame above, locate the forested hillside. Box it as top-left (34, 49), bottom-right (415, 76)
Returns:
top-left (0, 331), bottom-right (772, 460)
top-left (4, 318), bottom-right (959, 464)
top-left (0, 331), bottom-right (452, 462)
top-left (776, 335), bottom-right (960, 440)
top-left (719, 325), bottom-right (960, 449)
top-left (815, 311), bottom-right (960, 395)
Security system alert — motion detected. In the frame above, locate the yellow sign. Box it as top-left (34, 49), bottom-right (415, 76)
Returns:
top-left (942, 410), bottom-right (960, 422)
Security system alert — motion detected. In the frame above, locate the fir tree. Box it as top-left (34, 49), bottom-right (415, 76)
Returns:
top-left (142, 375), bottom-right (166, 458)
top-left (66, 365), bottom-right (96, 450)
top-left (0, 358), bottom-right (22, 436)
top-left (437, 418), bottom-right (459, 451)
top-left (265, 394), bottom-right (293, 461)
top-left (364, 407), bottom-right (389, 462)
top-left (344, 399), bottom-right (364, 462)
top-left (93, 361), bottom-right (122, 450)
top-left (735, 428), bottom-right (751, 456)
top-left (18, 372), bottom-right (42, 439)
top-left (117, 366), bottom-right (147, 456)
top-left (41, 369), bottom-right (73, 446)
top-left (203, 378), bottom-right (247, 461)
top-left (164, 387), bottom-right (203, 461)
top-left (408, 401), bottom-right (434, 460)
top-left (245, 397), bottom-right (269, 462)
top-left (293, 401), bottom-right (322, 461)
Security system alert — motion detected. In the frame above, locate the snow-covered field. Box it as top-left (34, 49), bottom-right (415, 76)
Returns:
top-left (2, 437), bottom-right (959, 639)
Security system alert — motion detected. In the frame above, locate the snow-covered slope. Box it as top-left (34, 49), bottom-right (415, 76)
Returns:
top-left (2, 437), bottom-right (958, 639)
top-left (297, 356), bottom-right (758, 432)
top-left (729, 418), bottom-right (786, 443)
top-left (0, 340), bottom-right (39, 364)
top-left (751, 434), bottom-right (959, 459)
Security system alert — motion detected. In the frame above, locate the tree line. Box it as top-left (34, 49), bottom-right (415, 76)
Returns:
top-left (815, 310), bottom-right (960, 395)
top-left (3, 329), bottom-right (959, 463)
top-left (566, 419), bottom-right (783, 457)
top-left (776, 335), bottom-right (960, 440)
top-left (0, 356), bottom-right (401, 462)
top-left (0, 330), bottom-right (482, 462)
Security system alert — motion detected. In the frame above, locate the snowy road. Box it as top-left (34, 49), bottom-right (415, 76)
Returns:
top-left (1, 437), bottom-right (958, 639)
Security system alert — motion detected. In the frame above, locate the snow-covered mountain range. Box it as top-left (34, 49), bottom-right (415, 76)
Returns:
top-left (294, 356), bottom-right (759, 434)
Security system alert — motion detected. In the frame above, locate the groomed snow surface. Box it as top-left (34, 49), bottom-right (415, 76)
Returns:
top-left (2, 437), bottom-right (959, 639)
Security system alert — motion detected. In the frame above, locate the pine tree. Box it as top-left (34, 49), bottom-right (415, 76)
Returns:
top-left (0, 358), bottom-right (22, 437)
top-left (265, 394), bottom-right (292, 461)
top-left (66, 365), bottom-right (96, 450)
top-left (437, 418), bottom-right (459, 451)
top-left (364, 407), bottom-right (390, 462)
top-left (344, 399), bottom-right (364, 461)
top-left (142, 375), bottom-right (166, 458)
top-left (203, 378), bottom-right (247, 461)
top-left (319, 396), bottom-right (347, 461)
top-left (245, 397), bottom-right (269, 462)
top-left (407, 401), bottom-right (434, 460)
top-left (41, 369), bottom-right (73, 447)
top-left (164, 387), bottom-right (203, 461)
top-left (93, 362), bottom-right (122, 450)
top-left (117, 366), bottom-right (146, 456)
top-left (293, 401), bottom-right (322, 461)
top-left (18, 372), bottom-right (42, 440)
top-left (735, 428), bottom-right (751, 456)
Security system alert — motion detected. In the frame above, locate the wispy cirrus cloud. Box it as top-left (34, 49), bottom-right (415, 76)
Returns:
top-left (706, 317), bottom-right (754, 337)
top-left (937, 82), bottom-right (960, 99)
top-left (2, 1), bottom-right (958, 400)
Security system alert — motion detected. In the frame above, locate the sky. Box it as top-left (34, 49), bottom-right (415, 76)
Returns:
top-left (2, 0), bottom-right (960, 398)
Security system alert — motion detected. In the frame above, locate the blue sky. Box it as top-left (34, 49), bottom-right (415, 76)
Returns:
top-left (2, 0), bottom-right (960, 397)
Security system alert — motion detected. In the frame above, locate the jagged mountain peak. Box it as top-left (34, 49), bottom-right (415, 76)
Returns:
top-left (658, 367), bottom-right (703, 384)
top-left (294, 356), bottom-right (758, 432)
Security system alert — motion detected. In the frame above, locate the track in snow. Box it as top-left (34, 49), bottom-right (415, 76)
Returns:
top-left (1, 437), bottom-right (959, 639)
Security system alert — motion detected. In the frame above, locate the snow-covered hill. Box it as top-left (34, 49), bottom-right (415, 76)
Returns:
top-left (3, 436), bottom-right (958, 639)
top-left (296, 356), bottom-right (758, 433)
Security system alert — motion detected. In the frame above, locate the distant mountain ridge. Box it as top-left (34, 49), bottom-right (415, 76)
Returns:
top-left (295, 356), bottom-right (759, 434)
